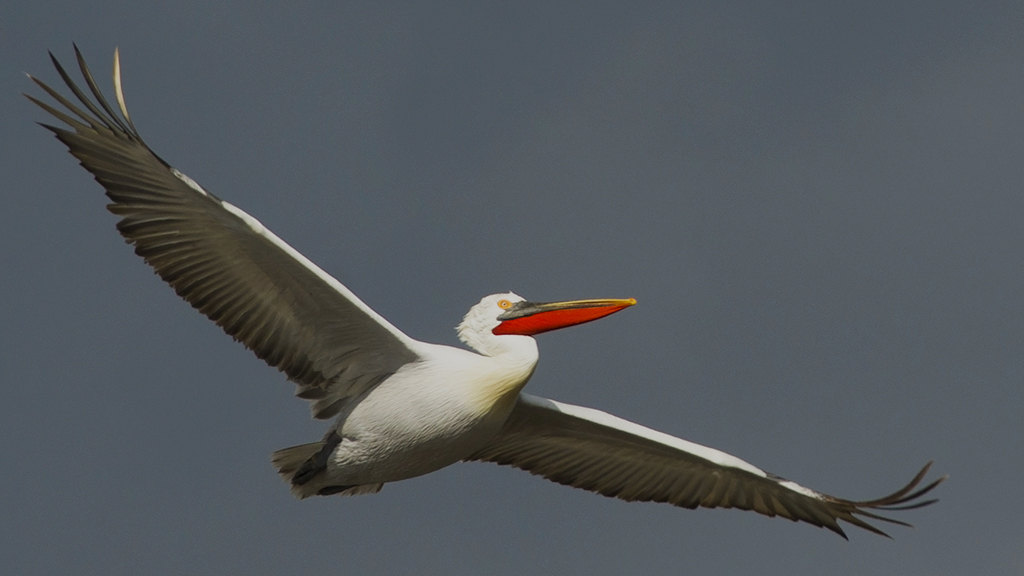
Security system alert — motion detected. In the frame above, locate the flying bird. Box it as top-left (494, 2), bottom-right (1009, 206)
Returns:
top-left (27, 47), bottom-right (944, 539)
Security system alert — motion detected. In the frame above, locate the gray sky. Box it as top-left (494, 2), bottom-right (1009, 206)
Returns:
top-left (2, 2), bottom-right (1022, 574)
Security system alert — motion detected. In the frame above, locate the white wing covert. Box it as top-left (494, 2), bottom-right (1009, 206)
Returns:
top-left (28, 48), bottom-right (421, 419)
top-left (468, 394), bottom-right (944, 538)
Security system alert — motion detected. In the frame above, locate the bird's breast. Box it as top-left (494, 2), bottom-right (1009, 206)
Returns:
top-left (329, 347), bottom-right (536, 483)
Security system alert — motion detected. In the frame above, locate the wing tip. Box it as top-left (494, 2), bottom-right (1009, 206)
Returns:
top-left (829, 460), bottom-right (945, 538)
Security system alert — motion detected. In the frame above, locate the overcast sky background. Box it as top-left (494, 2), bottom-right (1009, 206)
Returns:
top-left (2, 2), bottom-right (1022, 575)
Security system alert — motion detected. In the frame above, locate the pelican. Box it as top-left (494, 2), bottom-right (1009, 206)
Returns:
top-left (27, 47), bottom-right (944, 539)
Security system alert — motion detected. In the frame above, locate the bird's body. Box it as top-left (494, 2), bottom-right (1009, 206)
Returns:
top-left (296, 314), bottom-right (539, 496)
top-left (28, 47), bottom-right (944, 539)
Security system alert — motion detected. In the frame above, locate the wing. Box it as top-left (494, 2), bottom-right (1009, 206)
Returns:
top-left (27, 47), bottom-right (421, 419)
top-left (467, 394), bottom-right (945, 538)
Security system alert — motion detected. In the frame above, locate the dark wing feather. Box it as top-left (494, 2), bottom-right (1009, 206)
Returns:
top-left (28, 47), bottom-right (420, 418)
top-left (468, 394), bottom-right (945, 538)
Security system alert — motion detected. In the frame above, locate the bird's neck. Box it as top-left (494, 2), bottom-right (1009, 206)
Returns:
top-left (462, 337), bottom-right (539, 418)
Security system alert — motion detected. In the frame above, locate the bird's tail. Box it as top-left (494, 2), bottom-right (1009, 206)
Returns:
top-left (271, 441), bottom-right (384, 499)
top-left (272, 442), bottom-right (323, 482)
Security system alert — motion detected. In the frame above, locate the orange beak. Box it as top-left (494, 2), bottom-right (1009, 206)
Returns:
top-left (492, 298), bottom-right (636, 336)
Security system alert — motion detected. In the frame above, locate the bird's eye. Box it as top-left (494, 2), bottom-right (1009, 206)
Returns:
top-left (498, 299), bottom-right (512, 309)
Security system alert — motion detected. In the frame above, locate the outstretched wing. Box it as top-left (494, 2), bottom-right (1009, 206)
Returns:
top-left (468, 393), bottom-right (944, 538)
top-left (27, 47), bottom-right (421, 419)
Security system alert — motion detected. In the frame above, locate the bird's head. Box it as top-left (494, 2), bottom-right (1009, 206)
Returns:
top-left (457, 292), bottom-right (635, 356)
